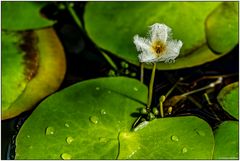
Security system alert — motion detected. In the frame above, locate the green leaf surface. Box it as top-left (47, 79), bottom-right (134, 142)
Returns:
top-left (16, 77), bottom-right (214, 159)
top-left (2, 2), bottom-right (55, 31)
top-left (118, 117), bottom-right (214, 159)
top-left (213, 121), bottom-right (239, 159)
top-left (217, 82), bottom-right (239, 119)
top-left (84, 2), bottom-right (230, 70)
top-left (206, 2), bottom-right (238, 54)
top-left (2, 31), bottom-right (29, 112)
top-left (16, 77), bottom-right (147, 159)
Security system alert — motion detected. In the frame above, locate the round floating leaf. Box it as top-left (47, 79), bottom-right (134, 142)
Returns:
top-left (206, 2), bottom-right (238, 54)
top-left (118, 117), bottom-right (214, 159)
top-left (213, 121), bottom-right (239, 159)
top-left (16, 77), bottom-right (148, 159)
top-left (16, 77), bottom-right (214, 159)
top-left (2, 28), bottom-right (66, 120)
top-left (217, 82), bottom-right (239, 119)
top-left (84, 2), bottom-right (229, 70)
top-left (2, 2), bottom-right (55, 31)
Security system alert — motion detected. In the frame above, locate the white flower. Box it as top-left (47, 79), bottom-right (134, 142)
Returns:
top-left (133, 23), bottom-right (183, 63)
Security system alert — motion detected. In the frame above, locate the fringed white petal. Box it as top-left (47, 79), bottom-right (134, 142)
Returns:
top-left (133, 35), bottom-right (151, 52)
top-left (149, 23), bottom-right (171, 43)
top-left (158, 40), bottom-right (183, 63)
top-left (138, 51), bottom-right (158, 63)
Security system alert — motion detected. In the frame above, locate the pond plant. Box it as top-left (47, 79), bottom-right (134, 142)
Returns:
top-left (1, 1), bottom-right (239, 160)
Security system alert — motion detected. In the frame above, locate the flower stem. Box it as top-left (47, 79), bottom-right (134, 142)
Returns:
top-left (140, 63), bottom-right (144, 83)
top-left (147, 63), bottom-right (157, 109)
top-left (66, 2), bottom-right (82, 29)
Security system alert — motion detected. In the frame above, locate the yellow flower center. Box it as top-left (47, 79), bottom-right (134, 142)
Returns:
top-left (152, 40), bottom-right (166, 56)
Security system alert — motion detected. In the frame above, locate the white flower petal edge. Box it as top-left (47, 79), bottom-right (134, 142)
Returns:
top-left (134, 35), bottom-right (158, 63)
top-left (160, 40), bottom-right (183, 63)
top-left (150, 23), bottom-right (171, 43)
top-left (133, 23), bottom-right (183, 63)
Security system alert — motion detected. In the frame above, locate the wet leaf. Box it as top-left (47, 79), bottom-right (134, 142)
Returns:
top-left (217, 82), bottom-right (238, 119)
top-left (213, 121), bottom-right (239, 159)
top-left (206, 2), bottom-right (238, 54)
top-left (16, 77), bottom-right (214, 159)
top-left (2, 28), bottom-right (66, 120)
top-left (16, 77), bottom-right (148, 159)
top-left (84, 2), bottom-right (230, 70)
top-left (2, 2), bottom-right (55, 31)
top-left (118, 117), bottom-right (214, 159)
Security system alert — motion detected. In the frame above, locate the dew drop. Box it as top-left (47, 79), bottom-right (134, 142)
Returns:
top-left (89, 116), bottom-right (99, 124)
top-left (195, 130), bottom-right (205, 136)
top-left (65, 123), bottom-right (70, 128)
top-left (45, 127), bottom-right (55, 135)
top-left (171, 135), bottom-right (179, 142)
top-left (61, 153), bottom-right (71, 160)
top-left (182, 147), bottom-right (188, 153)
top-left (108, 90), bottom-right (111, 94)
top-left (27, 135), bottom-right (30, 138)
top-left (101, 109), bottom-right (106, 115)
top-left (99, 137), bottom-right (108, 143)
top-left (96, 87), bottom-right (100, 90)
top-left (66, 136), bottom-right (74, 144)
top-left (133, 87), bottom-right (138, 91)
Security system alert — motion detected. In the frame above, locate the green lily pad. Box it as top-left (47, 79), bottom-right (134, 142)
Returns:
top-left (206, 2), bottom-right (238, 54)
top-left (16, 77), bottom-right (214, 159)
top-left (84, 2), bottom-right (233, 70)
top-left (213, 121), bottom-right (239, 159)
top-left (2, 28), bottom-right (66, 120)
top-left (118, 117), bottom-right (214, 159)
top-left (217, 82), bottom-right (239, 119)
top-left (2, 2), bottom-right (55, 31)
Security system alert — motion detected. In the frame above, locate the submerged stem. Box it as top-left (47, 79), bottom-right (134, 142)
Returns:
top-left (147, 63), bottom-right (157, 109)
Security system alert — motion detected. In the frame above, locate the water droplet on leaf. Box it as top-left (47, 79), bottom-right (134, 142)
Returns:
top-left (45, 127), bottom-right (55, 135)
top-left (101, 109), bottom-right (106, 115)
top-left (89, 116), bottom-right (99, 124)
top-left (133, 87), bottom-right (138, 91)
top-left (108, 90), bottom-right (111, 94)
top-left (27, 135), bottom-right (30, 138)
top-left (66, 136), bottom-right (74, 144)
top-left (182, 147), bottom-right (188, 153)
top-left (99, 137), bottom-right (108, 143)
top-left (96, 87), bottom-right (100, 90)
top-left (171, 135), bottom-right (179, 142)
top-left (65, 123), bottom-right (70, 128)
top-left (61, 153), bottom-right (72, 160)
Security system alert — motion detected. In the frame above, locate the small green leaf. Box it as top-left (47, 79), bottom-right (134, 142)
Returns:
top-left (84, 2), bottom-right (230, 70)
top-left (217, 82), bottom-right (239, 119)
top-left (206, 2), bottom-right (238, 54)
top-left (2, 2), bottom-right (55, 30)
top-left (213, 121), bottom-right (239, 159)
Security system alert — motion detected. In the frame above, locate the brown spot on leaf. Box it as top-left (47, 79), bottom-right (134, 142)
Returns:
top-left (19, 31), bottom-right (39, 81)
